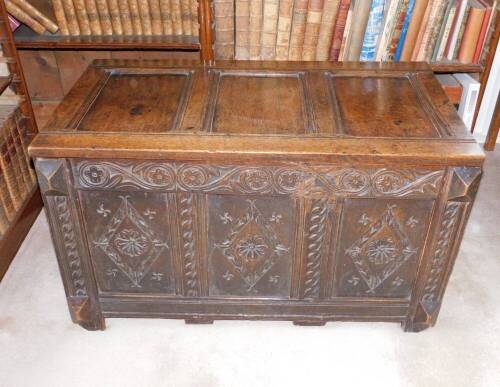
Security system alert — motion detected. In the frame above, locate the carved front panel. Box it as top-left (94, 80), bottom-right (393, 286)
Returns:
top-left (334, 199), bottom-right (434, 298)
top-left (208, 195), bottom-right (295, 297)
top-left (79, 191), bottom-right (175, 294)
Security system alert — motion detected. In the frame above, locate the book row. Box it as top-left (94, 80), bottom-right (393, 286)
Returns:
top-left (214, 0), bottom-right (497, 64)
top-left (0, 104), bottom-right (37, 237)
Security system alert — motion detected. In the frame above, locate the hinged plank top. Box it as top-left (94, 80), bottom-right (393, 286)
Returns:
top-left (29, 60), bottom-right (484, 166)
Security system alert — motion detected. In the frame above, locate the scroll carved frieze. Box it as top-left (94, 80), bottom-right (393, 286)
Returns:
top-left (74, 160), bottom-right (444, 198)
top-left (421, 202), bottom-right (462, 313)
top-left (303, 199), bottom-right (330, 299)
top-left (51, 196), bottom-right (88, 297)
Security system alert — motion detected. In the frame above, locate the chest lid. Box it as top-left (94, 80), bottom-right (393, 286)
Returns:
top-left (29, 60), bottom-right (484, 166)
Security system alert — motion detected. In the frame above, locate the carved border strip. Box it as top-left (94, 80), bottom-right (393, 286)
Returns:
top-left (73, 160), bottom-right (444, 199)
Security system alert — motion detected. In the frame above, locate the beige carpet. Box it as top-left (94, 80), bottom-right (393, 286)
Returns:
top-left (1, 150), bottom-right (499, 387)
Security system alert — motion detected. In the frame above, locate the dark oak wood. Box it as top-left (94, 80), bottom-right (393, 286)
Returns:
top-left (29, 60), bottom-right (484, 332)
top-left (484, 94), bottom-right (500, 151)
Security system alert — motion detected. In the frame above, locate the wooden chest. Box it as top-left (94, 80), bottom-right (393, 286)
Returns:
top-left (29, 60), bottom-right (484, 332)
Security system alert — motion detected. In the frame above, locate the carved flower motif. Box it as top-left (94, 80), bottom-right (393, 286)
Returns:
top-left (236, 235), bottom-right (268, 261)
top-left (358, 213), bottom-right (372, 226)
top-left (114, 229), bottom-right (149, 257)
top-left (406, 216), bottom-right (419, 228)
top-left (145, 167), bottom-right (173, 186)
top-left (241, 170), bottom-right (270, 191)
top-left (374, 173), bottom-right (404, 194)
top-left (84, 166), bottom-right (105, 184)
top-left (180, 167), bottom-right (207, 187)
top-left (367, 238), bottom-right (397, 265)
top-left (277, 170), bottom-right (301, 190)
top-left (223, 270), bottom-right (234, 281)
top-left (343, 171), bottom-right (368, 191)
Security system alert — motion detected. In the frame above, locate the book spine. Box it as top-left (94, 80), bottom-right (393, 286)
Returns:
top-left (416, 0), bottom-right (443, 61)
top-left (235, 0), bottom-right (250, 59)
top-left (315, 0), bottom-right (340, 60)
top-left (435, 1), bottom-right (457, 61)
top-left (95, 0), bottom-right (113, 35)
top-left (431, 0), bottom-right (453, 61)
top-left (275, 0), bottom-right (294, 60)
top-left (5, 0), bottom-right (46, 35)
top-left (445, 0), bottom-right (467, 59)
top-left (329, 0), bottom-right (351, 60)
top-left (73, 0), bottom-right (91, 35)
top-left (171, 0), bottom-right (183, 35)
top-left (215, 0), bottom-right (236, 59)
top-left (338, 0), bottom-right (354, 60)
top-left (472, 4), bottom-right (492, 63)
top-left (410, 0), bottom-right (432, 60)
top-left (303, 0), bottom-right (325, 60)
top-left (458, 6), bottom-right (485, 63)
top-left (128, 0), bottom-right (143, 35)
top-left (288, 0), bottom-right (309, 60)
top-left (385, 0), bottom-right (409, 61)
top-left (190, 0), bottom-right (199, 36)
top-left (360, 0), bottom-right (386, 61)
top-left (400, 0), bottom-right (428, 60)
top-left (158, 0), bottom-right (172, 35)
top-left (149, 0), bottom-right (163, 35)
top-left (137, 0), bottom-right (152, 34)
top-left (248, 0), bottom-right (263, 59)
top-left (345, 0), bottom-right (373, 61)
top-left (395, 0), bottom-right (415, 60)
top-left (376, 0), bottom-right (401, 61)
top-left (261, 0), bottom-right (280, 59)
top-left (180, 0), bottom-right (192, 35)
top-left (427, 0), bottom-right (449, 61)
top-left (453, 3), bottom-right (471, 59)
top-left (51, 0), bottom-right (69, 35)
top-left (85, 0), bottom-right (103, 35)
top-left (117, 0), bottom-right (133, 35)
top-left (106, 0), bottom-right (123, 34)
top-left (10, 0), bottom-right (59, 33)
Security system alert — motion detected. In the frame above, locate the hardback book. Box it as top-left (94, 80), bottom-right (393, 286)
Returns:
top-left (329, 0), bottom-right (352, 61)
top-left (261, 0), bottom-right (280, 60)
top-left (452, 2), bottom-right (471, 59)
top-left (214, 0), bottom-right (235, 59)
top-left (434, 0), bottom-right (458, 61)
top-left (360, 0), bottom-right (386, 61)
top-left (415, 0), bottom-right (446, 61)
top-left (458, 1), bottom-right (486, 62)
top-left (5, 0), bottom-right (46, 34)
top-left (95, 0), bottom-right (113, 35)
top-left (472, 0), bottom-right (493, 63)
top-left (275, 0), bottom-right (294, 60)
top-left (338, 0), bottom-right (355, 60)
top-left (180, 0), bottom-right (192, 35)
top-left (107, 0), bottom-right (123, 34)
top-left (137, 0), bottom-right (153, 35)
top-left (424, 0), bottom-right (450, 61)
top-left (73, 0), bottom-right (91, 35)
top-left (445, 0), bottom-right (468, 59)
top-left (117, 0), bottom-right (133, 35)
top-left (303, 0), bottom-right (325, 61)
top-left (248, 0), bottom-right (262, 60)
top-left (170, 0), bottom-right (183, 35)
top-left (149, 0), bottom-right (164, 35)
top-left (375, 0), bottom-right (401, 61)
top-left (395, 0), bottom-right (416, 60)
top-left (61, 0), bottom-right (81, 35)
top-left (10, 0), bottom-right (58, 33)
top-left (410, 0), bottom-right (432, 60)
top-left (85, 0), bottom-right (103, 35)
top-left (190, 0), bottom-right (199, 36)
top-left (51, 0), bottom-right (69, 35)
top-left (345, 0), bottom-right (373, 61)
top-left (127, 0), bottom-right (143, 34)
top-left (316, 0), bottom-right (341, 60)
top-left (158, 0), bottom-right (171, 35)
top-left (235, 0), bottom-right (250, 59)
top-left (288, 0), bottom-right (309, 60)
top-left (400, 0), bottom-right (429, 60)
top-left (455, 73), bottom-right (480, 128)
top-left (385, 0), bottom-right (410, 61)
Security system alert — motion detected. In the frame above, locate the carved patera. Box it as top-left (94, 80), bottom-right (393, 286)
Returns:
top-left (303, 199), bottom-right (330, 299)
top-left (52, 196), bottom-right (88, 297)
top-left (213, 200), bottom-right (290, 293)
top-left (73, 160), bottom-right (444, 198)
top-left (344, 205), bottom-right (418, 293)
top-left (93, 196), bottom-right (169, 288)
top-left (421, 202), bottom-right (462, 313)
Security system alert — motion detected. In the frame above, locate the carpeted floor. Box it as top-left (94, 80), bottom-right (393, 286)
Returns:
top-left (1, 150), bottom-right (499, 387)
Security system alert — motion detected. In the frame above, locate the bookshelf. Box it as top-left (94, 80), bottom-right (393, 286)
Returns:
top-left (0, 0), bottom-right (42, 281)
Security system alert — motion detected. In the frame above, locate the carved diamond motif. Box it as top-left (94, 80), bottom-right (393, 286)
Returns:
top-left (215, 201), bottom-right (289, 292)
top-left (345, 205), bottom-right (417, 292)
top-left (94, 196), bottom-right (168, 287)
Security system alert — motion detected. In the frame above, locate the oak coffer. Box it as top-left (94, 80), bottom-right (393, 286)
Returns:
top-left (29, 60), bottom-right (484, 332)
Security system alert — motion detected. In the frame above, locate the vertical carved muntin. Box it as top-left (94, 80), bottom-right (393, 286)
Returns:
top-left (405, 167), bottom-right (482, 332)
top-left (35, 158), bottom-right (104, 330)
